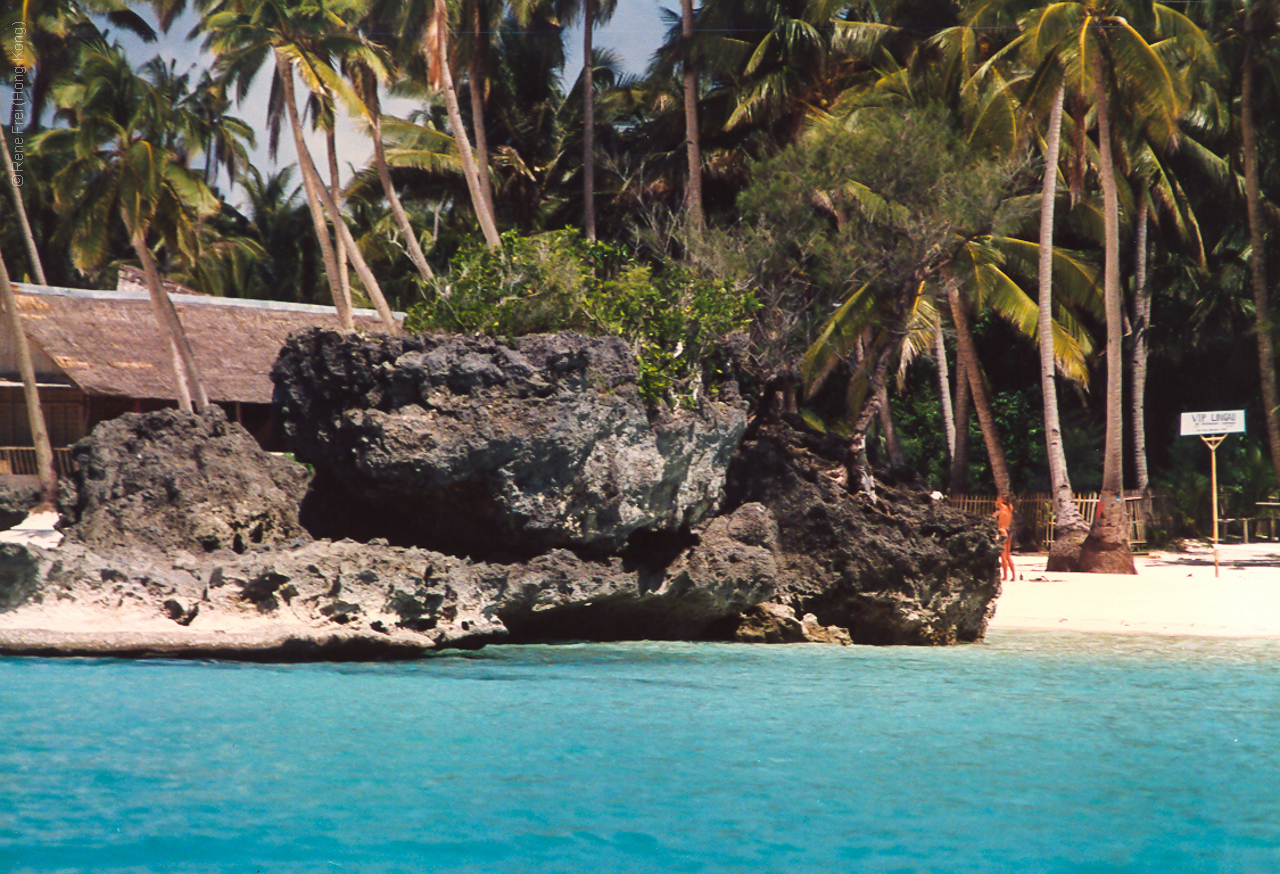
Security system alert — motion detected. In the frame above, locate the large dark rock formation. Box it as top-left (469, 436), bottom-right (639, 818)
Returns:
top-left (57, 407), bottom-right (309, 554)
top-left (722, 422), bottom-right (1001, 644)
top-left (0, 330), bottom-right (1003, 660)
top-left (272, 329), bottom-right (746, 559)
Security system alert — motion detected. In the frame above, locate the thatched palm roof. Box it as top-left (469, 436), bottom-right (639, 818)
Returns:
top-left (9, 283), bottom-right (398, 404)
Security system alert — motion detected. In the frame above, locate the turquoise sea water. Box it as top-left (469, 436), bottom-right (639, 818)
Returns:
top-left (2, 630), bottom-right (1279, 874)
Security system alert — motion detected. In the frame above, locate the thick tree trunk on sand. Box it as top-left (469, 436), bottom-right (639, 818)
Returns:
top-left (1079, 55), bottom-right (1136, 574)
top-left (1037, 80), bottom-right (1089, 572)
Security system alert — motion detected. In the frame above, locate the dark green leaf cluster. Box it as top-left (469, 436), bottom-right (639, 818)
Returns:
top-left (404, 230), bottom-right (758, 406)
top-left (739, 105), bottom-right (1016, 302)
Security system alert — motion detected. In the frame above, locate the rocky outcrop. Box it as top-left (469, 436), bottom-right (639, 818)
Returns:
top-left (272, 329), bottom-right (746, 558)
top-left (723, 422), bottom-right (1001, 645)
top-left (0, 330), bottom-right (1003, 660)
top-left (57, 407), bottom-right (309, 554)
top-left (730, 602), bottom-right (854, 645)
top-left (0, 500), bottom-right (778, 659)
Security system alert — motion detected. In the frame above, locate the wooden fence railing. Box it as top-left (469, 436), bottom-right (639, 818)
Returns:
top-left (0, 447), bottom-right (76, 478)
top-left (948, 492), bottom-right (1166, 549)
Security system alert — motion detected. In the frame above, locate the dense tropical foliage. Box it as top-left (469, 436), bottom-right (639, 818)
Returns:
top-left (4, 0), bottom-right (1280, 553)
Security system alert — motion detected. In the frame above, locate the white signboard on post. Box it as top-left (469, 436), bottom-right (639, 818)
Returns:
top-left (1180, 410), bottom-right (1246, 436)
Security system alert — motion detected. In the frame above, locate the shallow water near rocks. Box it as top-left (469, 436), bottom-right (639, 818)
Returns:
top-left (3, 629), bottom-right (1279, 874)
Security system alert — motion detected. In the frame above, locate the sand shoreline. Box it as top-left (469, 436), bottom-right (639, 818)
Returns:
top-left (3, 514), bottom-right (1278, 647)
top-left (990, 542), bottom-right (1280, 639)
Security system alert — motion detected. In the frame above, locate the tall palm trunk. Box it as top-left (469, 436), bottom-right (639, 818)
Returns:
top-left (273, 52), bottom-right (350, 330)
top-left (582, 0), bottom-right (596, 240)
top-left (468, 0), bottom-right (495, 218)
top-left (276, 50), bottom-right (399, 332)
top-left (2, 127), bottom-right (46, 284)
top-left (1038, 81), bottom-right (1089, 569)
top-left (132, 232), bottom-right (209, 414)
top-left (367, 88), bottom-right (435, 281)
top-left (681, 0), bottom-right (703, 228)
top-left (947, 279), bottom-right (1013, 499)
top-left (1130, 200), bottom-right (1151, 494)
top-left (949, 354), bottom-right (972, 494)
top-left (1242, 46), bottom-right (1280, 492)
top-left (876, 384), bottom-right (906, 468)
top-left (1080, 50), bottom-right (1136, 574)
top-left (934, 321), bottom-right (955, 460)
top-left (439, 52), bottom-right (501, 248)
top-left (326, 122), bottom-right (354, 317)
top-left (0, 244), bottom-right (56, 505)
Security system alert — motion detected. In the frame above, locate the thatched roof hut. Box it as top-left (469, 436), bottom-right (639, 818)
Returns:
top-left (0, 282), bottom-right (398, 464)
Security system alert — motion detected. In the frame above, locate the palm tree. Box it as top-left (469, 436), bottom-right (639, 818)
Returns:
top-left (0, 244), bottom-right (57, 503)
top-left (348, 65), bottom-right (435, 280)
top-left (35, 46), bottom-right (216, 412)
top-left (567, 0), bottom-right (618, 238)
top-left (1, 0), bottom-right (158, 132)
top-left (1236, 0), bottom-right (1280, 491)
top-left (680, 0), bottom-right (703, 226)
top-left (200, 0), bottom-right (400, 331)
top-left (1012, 0), bottom-right (1212, 572)
top-left (0, 127), bottom-right (46, 283)
top-left (1035, 79), bottom-right (1091, 557)
top-left (240, 165), bottom-right (329, 302)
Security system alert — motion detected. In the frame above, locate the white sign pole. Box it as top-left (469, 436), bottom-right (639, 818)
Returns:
top-left (1179, 410), bottom-right (1245, 578)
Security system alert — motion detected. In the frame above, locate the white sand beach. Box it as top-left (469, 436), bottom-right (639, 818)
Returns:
top-left (4, 511), bottom-right (1279, 642)
top-left (991, 542), bottom-right (1280, 638)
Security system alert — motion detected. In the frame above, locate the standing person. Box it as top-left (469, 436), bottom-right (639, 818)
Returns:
top-left (994, 495), bottom-right (1015, 581)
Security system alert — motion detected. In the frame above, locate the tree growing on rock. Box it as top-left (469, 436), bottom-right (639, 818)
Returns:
top-left (722, 106), bottom-right (1024, 496)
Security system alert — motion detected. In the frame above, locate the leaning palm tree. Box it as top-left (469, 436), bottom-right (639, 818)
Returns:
top-left (35, 46), bottom-right (216, 412)
top-left (199, 0), bottom-right (400, 331)
top-left (347, 65), bottom-right (435, 280)
top-left (0, 244), bottom-right (57, 503)
top-left (364, 0), bottom-right (502, 247)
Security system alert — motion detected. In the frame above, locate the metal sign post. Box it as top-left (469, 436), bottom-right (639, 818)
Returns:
top-left (1179, 410), bottom-right (1246, 578)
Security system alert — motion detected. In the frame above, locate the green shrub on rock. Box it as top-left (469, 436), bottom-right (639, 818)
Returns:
top-left (405, 230), bottom-right (757, 406)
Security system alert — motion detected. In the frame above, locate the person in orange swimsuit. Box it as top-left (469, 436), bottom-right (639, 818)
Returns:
top-left (994, 495), bottom-right (1015, 581)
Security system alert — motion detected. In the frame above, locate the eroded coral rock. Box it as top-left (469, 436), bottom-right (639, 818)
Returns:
top-left (722, 422), bottom-right (1001, 645)
top-left (57, 407), bottom-right (309, 555)
top-left (272, 329), bottom-right (747, 558)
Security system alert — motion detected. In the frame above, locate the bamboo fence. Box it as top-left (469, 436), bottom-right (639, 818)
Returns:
top-left (948, 492), bottom-right (1166, 549)
top-left (0, 447), bottom-right (75, 478)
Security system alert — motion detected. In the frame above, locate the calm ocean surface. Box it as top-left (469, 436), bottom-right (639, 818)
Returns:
top-left (2, 629), bottom-right (1278, 874)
